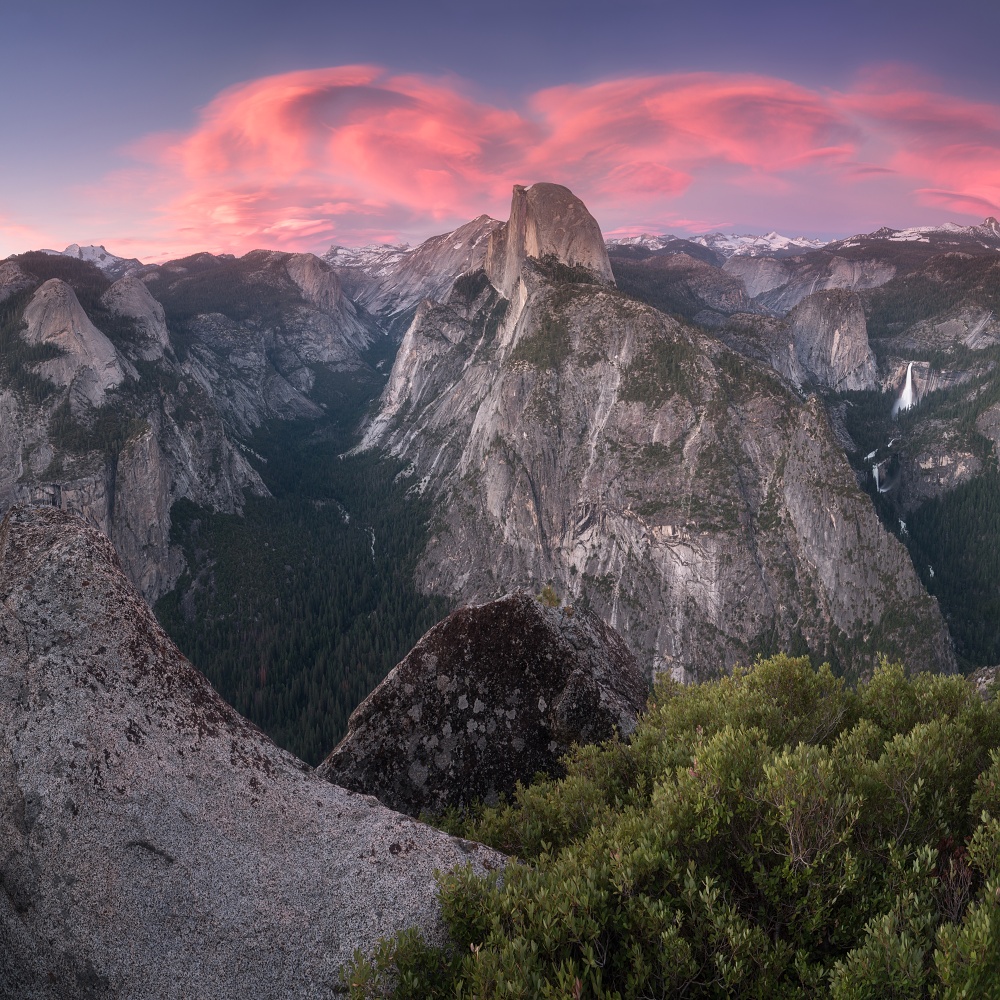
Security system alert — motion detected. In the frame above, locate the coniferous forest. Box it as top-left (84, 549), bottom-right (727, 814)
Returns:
top-left (155, 362), bottom-right (450, 765)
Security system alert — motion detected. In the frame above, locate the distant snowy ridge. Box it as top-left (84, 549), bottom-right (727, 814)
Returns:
top-left (323, 243), bottom-right (411, 275)
top-left (605, 231), bottom-right (828, 258)
top-left (36, 244), bottom-right (144, 276)
top-left (831, 217), bottom-right (1000, 251)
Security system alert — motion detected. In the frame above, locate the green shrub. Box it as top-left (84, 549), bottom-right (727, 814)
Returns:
top-left (344, 655), bottom-right (1000, 998)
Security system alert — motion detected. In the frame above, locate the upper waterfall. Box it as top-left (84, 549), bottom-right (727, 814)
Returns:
top-left (892, 362), bottom-right (916, 418)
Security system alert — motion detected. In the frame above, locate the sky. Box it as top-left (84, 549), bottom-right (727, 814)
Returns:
top-left (2, 0), bottom-right (1000, 261)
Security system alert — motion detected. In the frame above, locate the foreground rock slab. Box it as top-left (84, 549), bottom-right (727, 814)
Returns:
top-left (0, 506), bottom-right (499, 1000)
top-left (318, 592), bottom-right (648, 816)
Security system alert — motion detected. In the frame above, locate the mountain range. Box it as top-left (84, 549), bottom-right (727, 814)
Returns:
top-left (6, 193), bottom-right (1000, 693)
top-left (5, 182), bottom-right (1000, 992)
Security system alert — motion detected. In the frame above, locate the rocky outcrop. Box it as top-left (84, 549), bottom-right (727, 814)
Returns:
top-left (101, 273), bottom-right (170, 361)
top-left (329, 216), bottom-right (502, 337)
top-left (890, 307), bottom-right (1000, 355)
top-left (362, 187), bottom-right (954, 679)
top-left (21, 279), bottom-right (130, 407)
top-left (0, 249), bottom-right (378, 603)
top-left (283, 251), bottom-right (371, 353)
top-left (0, 263), bottom-right (33, 304)
top-left (486, 183), bottom-right (614, 299)
top-left (0, 506), bottom-right (500, 999)
top-left (788, 290), bottom-right (878, 390)
top-left (319, 593), bottom-right (647, 816)
top-left (724, 253), bottom-right (896, 314)
top-left (969, 665), bottom-right (1000, 699)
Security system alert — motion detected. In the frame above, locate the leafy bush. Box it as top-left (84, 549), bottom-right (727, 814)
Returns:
top-left (344, 655), bottom-right (1000, 998)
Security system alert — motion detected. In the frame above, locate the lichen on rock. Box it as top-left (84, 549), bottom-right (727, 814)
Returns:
top-left (317, 592), bottom-right (648, 816)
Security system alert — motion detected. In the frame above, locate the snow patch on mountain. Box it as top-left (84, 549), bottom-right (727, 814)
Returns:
top-left (606, 231), bottom-right (828, 258)
top-left (832, 218), bottom-right (1000, 251)
top-left (323, 242), bottom-right (411, 275)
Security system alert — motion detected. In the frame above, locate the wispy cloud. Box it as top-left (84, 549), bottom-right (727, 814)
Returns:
top-left (28, 65), bottom-right (1000, 260)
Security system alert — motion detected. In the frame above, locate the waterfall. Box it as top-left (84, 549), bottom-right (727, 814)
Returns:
top-left (892, 362), bottom-right (916, 418)
top-left (872, 464), bottom-right (880, 491)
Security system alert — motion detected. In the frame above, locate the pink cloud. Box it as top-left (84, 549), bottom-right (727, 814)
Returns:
top-left (838, 77), bottom-right (1000, 215)
top-left (0, 210), bottom-right (57, 257)
top-left (69, 66), bottom-right (1000, 260)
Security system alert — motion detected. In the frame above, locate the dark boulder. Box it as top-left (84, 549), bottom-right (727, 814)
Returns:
top-left (317, 592), bottom-right (648, 816)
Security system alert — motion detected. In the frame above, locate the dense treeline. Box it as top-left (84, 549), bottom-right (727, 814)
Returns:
top-left (346, 656), bottom-right (1000, 998)
top-left (155, 366), bottom-right (449, 765)
top-left (609, 258), bottom-right (704, 320)
top-left (907, 471), bottom-right (1000, 666)
top-left (143, 252), bottom-right (307, 331)
top-left (865, 256), bottom-right (1000, 341)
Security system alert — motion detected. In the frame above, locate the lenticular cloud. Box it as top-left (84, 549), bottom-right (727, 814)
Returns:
top-left (108, 64), bottom-right (1000, 258)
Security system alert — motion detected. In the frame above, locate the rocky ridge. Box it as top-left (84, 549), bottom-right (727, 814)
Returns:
top-left (319, 592), bottom-right (648, 816)
top-left (326, 215), bottom-right (502, 337)
top-left (361, 184), bottom-right (954, 679)
top-left (0, 505), bottom-right (500, 999)
top-left (0, 248), bottom-right (378, 602)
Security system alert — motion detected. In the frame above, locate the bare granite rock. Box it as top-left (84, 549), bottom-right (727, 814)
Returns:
top-left (486, 183), bottom-right (615, 299)
top-left (317, 593), bottom-right (649, 817)
top-left (100, 273), bottom-right (170, 361)
top-left (21, 279), bottom-right (130, 408)
top-left (788, 289), bottom-right (878, 391)
top-left (724, 252), bottom-right (896, 314)
top-left (0, 506), bottom-right (500, 1000)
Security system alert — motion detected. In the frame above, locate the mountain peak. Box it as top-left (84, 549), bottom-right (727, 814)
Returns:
top-left (485, 182), bottom-right (614, 298)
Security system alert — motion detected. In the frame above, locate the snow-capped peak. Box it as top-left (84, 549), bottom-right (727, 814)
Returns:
top-left (688, 232), bottom-right (828, 258)
top-left (605, 233), bottom-right (678, 250)
top-left (323, 242), bottom-right (412, 276)
top-left (62, 244), bottom-right (129, 270)
top-left (833, 218), bottom-right (1000, 250)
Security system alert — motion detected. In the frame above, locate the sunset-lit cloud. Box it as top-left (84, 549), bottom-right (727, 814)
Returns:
top-left (11, 65), bottom-right (1000, 261)
top-left (0, 210), bottom-right (56, 255)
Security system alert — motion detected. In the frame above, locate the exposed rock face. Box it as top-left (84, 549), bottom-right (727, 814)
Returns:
top-left (0, 263), bottom-right (33, 304)
top-left (486, 183), bottom-right (614, 299)
top-left (362, 192), bottom-right (954, 679)
top-left (21, 279), bottom-right (130, 407)
top-left (890, 307), bottom-right (1000, 355)
top-left (100, 273), bottom-right (170, 361)
top-left (609, 251), bottom-right (763, 324)
top-left (969, 665), bottom-right (1000, 699)
top-left (0, 249), bottom-right (376, 603)
top-left (788, 290), bottom-right (878, 390)
top-left (0, 506), bottom-right (500, 999)
top-left (724, 253), bottom-right (896, 314)
top-left (318, 593), bottom-right (648, 816)
top-left (283, 252), bottom-right (369, 352)
top-left (330, 215), bottom-right (502, 336)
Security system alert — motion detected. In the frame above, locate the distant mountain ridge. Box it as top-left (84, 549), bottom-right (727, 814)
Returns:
top-left (607, 231), bottom-right (830, 259)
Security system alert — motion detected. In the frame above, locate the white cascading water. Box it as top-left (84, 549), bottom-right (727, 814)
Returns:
top-left (892, 362), bottom-right (916, 418)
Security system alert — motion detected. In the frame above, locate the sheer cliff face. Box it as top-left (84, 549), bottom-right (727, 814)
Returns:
top-left (333, 215), bottom-right (503, 336)
top-left (486, 183), bottom-right (615, 299)
top-left (723, 253), bottom-right (897, 314)
top-left (363, 187), bottom-right (953, 679)
top-left (0, 250), bottom-right (376, 602)
top-left (22, 279), bottom-right (130, 407)
top-left (0, 506), bottom-right (499, 998)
